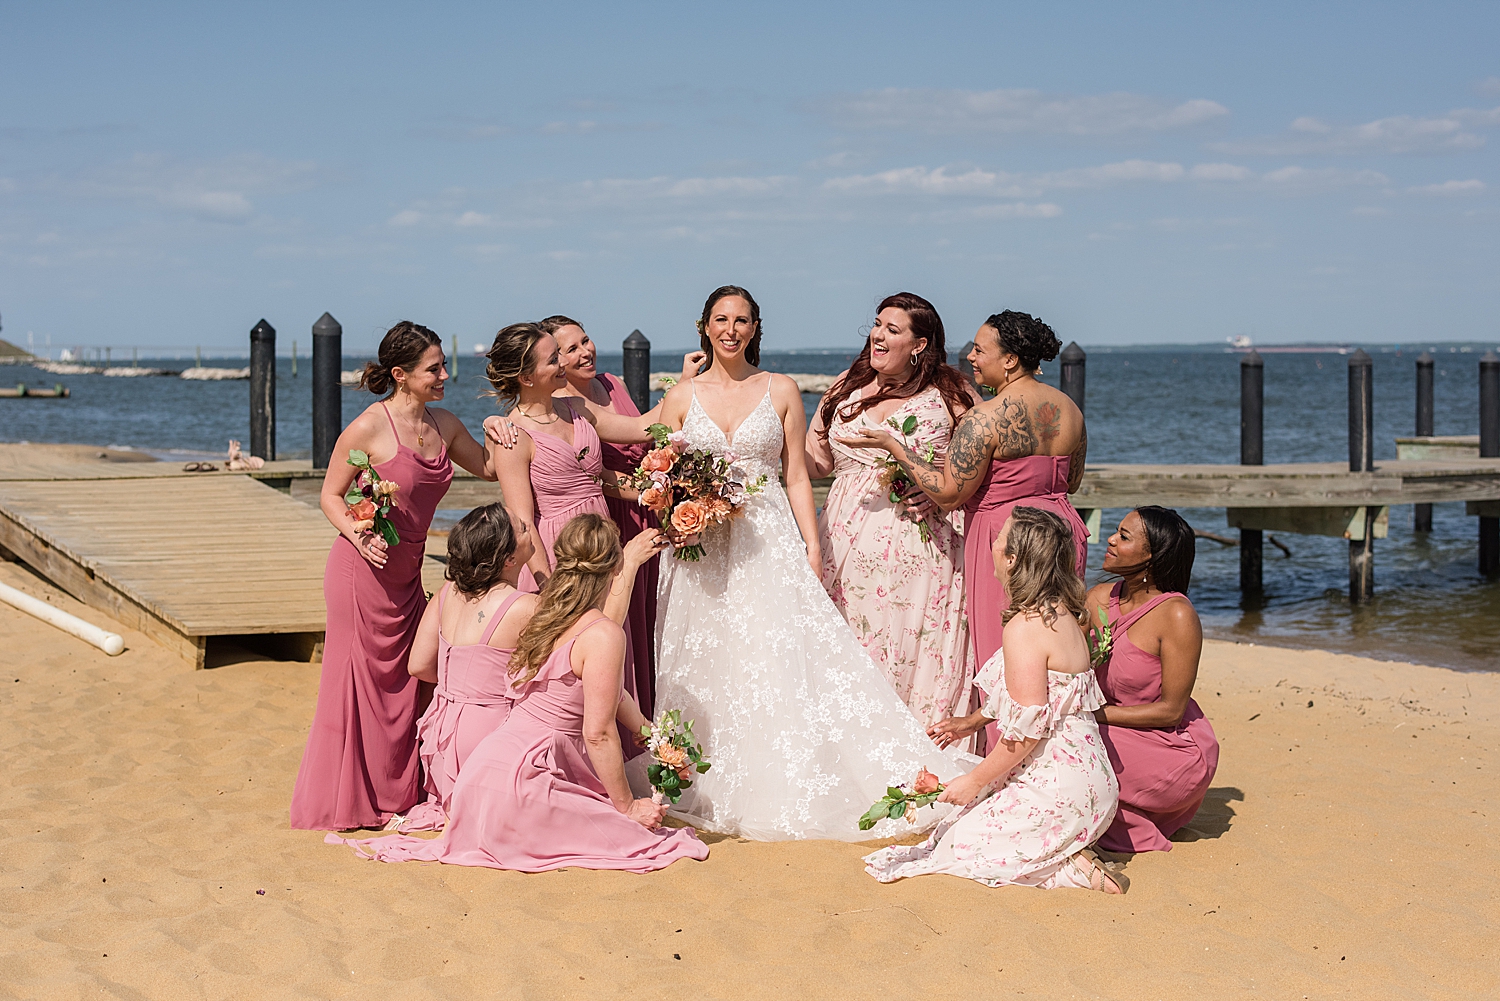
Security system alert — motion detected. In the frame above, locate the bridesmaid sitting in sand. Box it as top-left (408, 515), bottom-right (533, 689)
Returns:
top-left (290, 321), bottom-right (497, 832)
top-left (1086, 506), bottom-right (1220, 854)
top-left (841, 310), bottom-right (1088, 752)
top-left (806, 292), bottom-right (979, 730)
top-left (538, 314), bottom-right (705, 715)
top-left (864, 507), bottom-right (1122, 892)
top-left (330, 513), bottom-right (706, 873)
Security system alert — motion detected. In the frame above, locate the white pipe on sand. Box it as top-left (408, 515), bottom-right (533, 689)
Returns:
top-left (0, 581), bottom-right (124, 656)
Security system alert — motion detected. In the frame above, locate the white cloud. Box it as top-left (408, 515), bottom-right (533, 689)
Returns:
top-left (1217, 108), bottom-right (1499, 155)
top-left (971, 202), bottom-right (1063, 219)
top-left (1038, 159), bottom-right (1186, 187)
top-left (1188, 162), bottom-right (1255, 182)
top-left (454, 210), bottom-right (494, 226)
top-left (822, 166), bottom-right (1031, 197)
top-left (1477, 77), bottom-right (1500, 97)
top-left (388, 209), bottom-right (424, 226)
top-left (1260, 166), bottom-right (1389, 189)
top-left (813, 88), bottom-right (1227, 136)
top-left (823, 159), bottom-right (1262, 197)
top-left (1407, 179), bottom-right (1486, 195)
top-left (47, 153), bottom-right (323, 222)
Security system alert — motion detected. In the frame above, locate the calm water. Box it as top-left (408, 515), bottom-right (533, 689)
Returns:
top-left (2, 344), bottom-right (1496, 671)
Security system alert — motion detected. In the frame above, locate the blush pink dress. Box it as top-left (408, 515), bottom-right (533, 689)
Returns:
top-left (328, 619), bottom-right (710, 873)
top-left (964, 455), bottom-right (1089, 751)
top-left (819, 386), bottom-right (972, 728)
top-left (290, 404), bottom-right (453, 830)
top-left (399, 584), bottom-right (526, 832)
top-left (595, 372), bottom-right (659, 717)
top-left (1095, 585), bottom-right (1220, 853)
top-left (524, 399), bottom-right (643, 749)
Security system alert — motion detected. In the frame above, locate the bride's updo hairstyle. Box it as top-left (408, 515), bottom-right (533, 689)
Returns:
top-left (359, 321), bottom-right (443, 396)
top-left (696, 285), bottom-right (763, 370)
top-left (486, 322), bottom-right (548, 409)
top-left (984, 310), bottom-right (1063, 373)
top-left (1000, 506), bottom-right (1087, 628)
top-left (445, 502), bottom-right (518, 600)
top-left (510, 513), bottom-right (623, 683)
top-left (818, 291), bottom-right (974, 438)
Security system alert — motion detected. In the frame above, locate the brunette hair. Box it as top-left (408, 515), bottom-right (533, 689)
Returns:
top-left (1124, 506), bottom-right (1196, 595)
top-left (983, 310), bottom-right (1063, 373)
top-left (359, 321), bottom-right (443, 396)
top-left (538, 315), bottom-right (584, 335)
top-left (817, 292), bottom-right (974, 437)
top-left (485, 322), bottom-right (549, 408)
top-left (445, 503), bottom-right (517, 599)
top-left (696, 285), bottom-right (763, 370)
top-left (1000, 506), bottom-right (1087, 627)
top-left (509, 514), bottom-right (622, 683)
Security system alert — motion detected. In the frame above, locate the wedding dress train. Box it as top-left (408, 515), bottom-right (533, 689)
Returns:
top-left (631, 377), bottom-right (974, 841)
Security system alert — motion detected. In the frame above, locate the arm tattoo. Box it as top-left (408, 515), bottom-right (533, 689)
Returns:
top-left (946, 411), bottom-right (995, 490)
top-left (890, 440), bottom-right (949, 497)
top-left (991, 396), bottom-right (1038, 460)
top-left (1035, 401), bottom-right (1061, 446)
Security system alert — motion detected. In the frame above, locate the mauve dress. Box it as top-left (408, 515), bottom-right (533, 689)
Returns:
top-left (399, 584), bottom-right (525, 833)
top-left (595, 372), bottom-right (659, 716)
top-left (964, 455), bottom-right (1089, 751)
top-left (1095, 585), bottom-right (1220, 853)
top-left (328, 619), bottom-right (710, 873)
top-left (290, 405), bottom-right (453, 830)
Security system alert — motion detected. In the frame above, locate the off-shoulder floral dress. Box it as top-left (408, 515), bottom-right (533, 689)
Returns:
top-left (864, 652), bottom-right (1119, 888)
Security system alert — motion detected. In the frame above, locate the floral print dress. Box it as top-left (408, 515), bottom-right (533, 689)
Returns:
top-left (864, 652), bottom-right (1119, 888)
top-left (819, 386), bottom-right (973, 728)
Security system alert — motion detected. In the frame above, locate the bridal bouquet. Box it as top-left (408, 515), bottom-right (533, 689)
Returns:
top-left (640, 708), bottom-right (711, 804)
top-left (1085, 606), bottom-right (1114, 669)
top-left (344, 450), bottom-right (401, 547)
top-left (630, 423), bottom-right (767, 561)
top-left (858, 768), bottom-right (944, 830)
top-left (873, 415), bottom-right (935, 545)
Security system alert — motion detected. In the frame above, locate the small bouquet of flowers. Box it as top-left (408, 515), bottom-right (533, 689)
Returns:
top-left (858, 767), bottom-right (944, 831)
top-left (1085, 606), bottom-right (1113, 669)
top-left (873, 415), bottom-right (935, 545)
top-left (640, 709), bottom-right (711, 804)
top-left (344, 449), bottom-right (401, 547)
top-left (630, 423), bottom-right (767, 561)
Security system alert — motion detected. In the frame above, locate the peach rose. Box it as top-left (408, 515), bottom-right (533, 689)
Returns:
top-left (670, 500), bottom-right (709, 537)
top-left (352, 518), bottom-right (375, 533)
top-left (639, 486), bottom-right (669, 511)
top-left (641, 448), bottom-right (676, 474)
top-left (912, 768), bottom-right (941, 795)
top-left (349, 498), bottom-right (377, 521)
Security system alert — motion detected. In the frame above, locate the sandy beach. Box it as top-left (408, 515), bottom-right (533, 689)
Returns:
top-left (0, 556), bottom-right (1496, 1000)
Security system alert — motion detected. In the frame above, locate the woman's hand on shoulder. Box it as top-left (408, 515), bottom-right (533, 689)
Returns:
top-left (484, 412), bottom-right (518, 449)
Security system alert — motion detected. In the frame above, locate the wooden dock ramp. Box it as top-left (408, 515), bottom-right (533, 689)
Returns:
top-left (0, 468), bottom-right (335, 668)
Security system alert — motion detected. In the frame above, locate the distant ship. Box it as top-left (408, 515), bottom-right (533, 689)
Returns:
top-left (1225, 335), bottom-right (1352, 355)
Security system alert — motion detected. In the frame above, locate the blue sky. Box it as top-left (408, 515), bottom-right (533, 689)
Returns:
top-left (1, 1), bottom-right (1496, 354)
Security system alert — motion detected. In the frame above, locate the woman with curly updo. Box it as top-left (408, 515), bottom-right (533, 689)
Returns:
top-left (839, 310), bottom-right (1089, 753)
top-left (291, 321), bottom-right (496, 831)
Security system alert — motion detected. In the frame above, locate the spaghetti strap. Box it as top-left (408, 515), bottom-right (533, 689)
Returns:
top-left (481, 589), bottom-right (526, 646)
top-left (1111, 589), bottom-right (1186, 633)
top-left (380, 402), bottom-right (401, 441)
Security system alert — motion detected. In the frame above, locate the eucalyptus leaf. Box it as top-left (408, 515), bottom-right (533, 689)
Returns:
top-left (900, 415), bottom-right (918, 435)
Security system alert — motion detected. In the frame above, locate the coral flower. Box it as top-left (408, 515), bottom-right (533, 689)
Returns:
top-left (670, 500), bottom-right (709, 536)
top-left (912, 767), bottom-right (941, 795)
top-left (657, 744), bottom-right (688, 769)
top-left (641, 448), bottom-right (676, 473)
top-left (349, 498), bottom-right (377, 521)
top-left (352, 518), bottom-right (375, 533)
top-left (639, 486), bottom-right (669, 511)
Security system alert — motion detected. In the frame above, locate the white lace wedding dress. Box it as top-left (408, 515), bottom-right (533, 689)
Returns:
top-left (632, 376), bottom-right (975, 841)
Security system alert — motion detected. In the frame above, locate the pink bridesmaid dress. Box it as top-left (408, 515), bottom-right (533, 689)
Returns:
top-left (399, 584), bottom-right (526, 832)
top-left (524, 399), bottom-right (644, 749)
top-left (594, 372), bottom-right (660, 717)
top-left (290, 404), bottom-right (454, 830)
top-left (1094, 584), bottom-right (1220, 853)
top-left (964, 455), bottom-right (1089, 750)
top-left (328, 618), bottom-right (710, 873)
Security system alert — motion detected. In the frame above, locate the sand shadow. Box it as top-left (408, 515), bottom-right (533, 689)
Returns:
top-left (1171, 785), bottom-right (1242, 843)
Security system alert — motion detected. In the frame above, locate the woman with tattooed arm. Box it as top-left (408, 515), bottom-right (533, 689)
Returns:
top-left (838, 311), bottom-right (1088, 752)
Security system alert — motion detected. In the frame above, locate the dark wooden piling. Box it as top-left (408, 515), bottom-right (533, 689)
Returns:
top-left (249, 319), bottom-right (276, 462)
top-left (1414, 351), bottom-right (1435, 532)
top-left (1481, 351), bottom-right (1499, 574)
top-left (957, 341), bottom-right (977, 387)
top-left (1239, 350), bottom-right (1264, 602)
top-left (1060, 342), bottom-right (1086, 415)
top-left (311, 312), bottom-right (342, 471)
top-left (622, 329), bottom-right (651, 414)
top-left (1348, 349), bottom-right (1374, 602)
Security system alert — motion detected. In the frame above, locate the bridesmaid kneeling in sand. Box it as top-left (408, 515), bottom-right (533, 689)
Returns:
top-left (864, 507), bottom-right (1123, 892)
top-left (330, 514), bottom-right (706, 872)
top-left (1086, 506), bottom-right (1219, 854)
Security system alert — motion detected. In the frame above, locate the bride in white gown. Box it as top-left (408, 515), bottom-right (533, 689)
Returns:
top-left (630, 286), bottom-right (975, 841)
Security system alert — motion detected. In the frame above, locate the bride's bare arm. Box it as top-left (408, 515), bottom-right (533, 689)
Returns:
top-left (774, 374), bottom-right (822, 576)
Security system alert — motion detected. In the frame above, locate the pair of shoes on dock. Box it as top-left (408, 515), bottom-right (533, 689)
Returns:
top-left (182, 461), bottom-right (218, 473)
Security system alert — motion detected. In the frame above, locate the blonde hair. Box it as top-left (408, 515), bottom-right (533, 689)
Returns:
top-left (1000, 506), bottom-right (1086, 628)
top-left (485, 322), bottom-right (547, 408)
top-left (509, 513), bottom-right (622, 683)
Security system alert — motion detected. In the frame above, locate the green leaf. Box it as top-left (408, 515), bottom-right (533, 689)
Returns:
top-left (347, 449), bottom-right (370, 468)
top-left (887, 801), bottom-right (907, 820)
top-left (377, 519), bottom-right (400, 548)
top-left (900, 415), bottom-right (918, 435)
top-left (696, 762), bottom-right (711, 773)
top-left (886, 786), bottom-right (905, 801)
top-left (640, 724), bottom-right (652, 737)
top-left (858, 801), bottom-right (892, 830)
top-left (344, 485), bottom-right (363, 506)
top-left (646, 423), bottom-right (673, 446)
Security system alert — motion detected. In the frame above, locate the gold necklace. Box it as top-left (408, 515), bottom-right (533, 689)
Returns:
top-left (395, 406), bottom-right (428, 446)
top-left (516, 403), bottom-right (559, 425)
